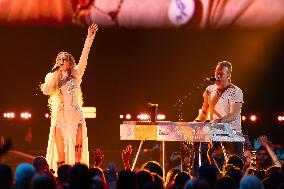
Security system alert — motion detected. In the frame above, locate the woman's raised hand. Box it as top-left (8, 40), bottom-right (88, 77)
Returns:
top-left (87, 23), bottom-right (98, 38)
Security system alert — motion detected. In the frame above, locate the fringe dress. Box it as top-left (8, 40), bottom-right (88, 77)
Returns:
top-left (42, 37), bottom-right (94, 172)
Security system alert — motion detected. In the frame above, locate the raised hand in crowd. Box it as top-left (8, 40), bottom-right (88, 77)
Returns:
top-left (258, 135), bottom-right (271, 147)
top-left (93, 148), bottom-right (104, 168)
top-left (122, 145), bottom-right (133, 170)
top-left (258, 135), bottom-right (282, 167)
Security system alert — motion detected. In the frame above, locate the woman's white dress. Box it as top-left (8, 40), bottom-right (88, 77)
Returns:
top-left (42, 38), bottom-right (94, 172)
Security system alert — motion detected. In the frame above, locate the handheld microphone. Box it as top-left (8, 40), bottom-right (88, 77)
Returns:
top-left (51, 64), bottom-right (63, 72)
top-left (204, 77), bottom-right (216, 82)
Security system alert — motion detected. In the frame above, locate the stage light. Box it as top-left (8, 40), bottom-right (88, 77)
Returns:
top-left (125, 114), bottom-right (131, 120)
top-left (241, 116), bottom-right (247, 121)
top-left (250, 115), bottom-right (257, 122)
top-left (3, 112), bottom-right (15, 119)
top-left (45, 113), bottom-right (50, 118)
top-left (157, 114), bottom-right (166, 120)
top-left (10, 113), bottom-right (15, 118)
top-left (120, 114), bottom-right (124, 119)
top-left (137, 113), bottom-right (150, 120)
top-left (20, 112), bottom-right (32, 119)
top-left (277, 115), bottom-right (284, 122)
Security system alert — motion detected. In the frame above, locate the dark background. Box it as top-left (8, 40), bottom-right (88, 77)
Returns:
top-left (0, 26), bottom-right (284, 168)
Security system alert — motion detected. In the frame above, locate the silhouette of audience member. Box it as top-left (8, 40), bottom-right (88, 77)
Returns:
top-left (262, 169), bottom-right (284, 189)
top-left (89, 167), bottom-right (108, 188)
top-left (165, 168), bottom-right (180, 189)
top-left (278, 183), bottom-right (284, 189)
top-left (90, 167), bottom-right (106, 182)
top-left (226, 154), bottom-right (245, 170)
top-left (239, 175), bottom-right (264, 189)
top-left (90, 176), bottom-right (105, 189)
top-left (104, 162), bottom-right (117, 189)
top-left (29, 173), bottom-right (56, 189)
top-left (152, 173), bottom-right (164, 188)
top-left (0, 164), bottom-right (13, 189)
top-left (197, 164), bottom-right (218, 187)
top-left (15, 163), bottom-right (36, 189)
top-left (214, 176), bottom-right (236, 189)
top-left (69, 163), bottom-right (92, 189)
top-left (173, 171), bottom-right (191, 188)
top-left (116, 170), bottom-right (136, 189)
top-left (137, 170), bottom-right (153, 189)
top-left (142, 181), bottom-right (164, 189)
top-left (141, 161), bottom-right (163, 178)
top-left (31, 157), bottom-right (56, 186)
top-left (223, 164), bottom-right (242, 187)
top-left (184, 179), bottom-right (211, 189)
top-left (265, 166), bottom-right (281, 179)
top-left (57, 164), bottom-right (72, 189)
top-left (32, 156), bottom-right (49, 173)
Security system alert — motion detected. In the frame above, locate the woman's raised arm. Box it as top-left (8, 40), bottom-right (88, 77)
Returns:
top-left (77, 24), bottom-right (98, 79)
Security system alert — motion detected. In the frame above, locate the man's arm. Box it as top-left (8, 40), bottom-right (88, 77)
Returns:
top-left (195, 94), bottom-right (209, 122)
top-left (218, 102), bottom-right (242, 123)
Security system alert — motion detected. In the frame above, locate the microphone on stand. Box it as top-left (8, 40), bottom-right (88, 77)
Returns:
top-left (51, 64), bottom-right (63, 73)
top-left (204, 77), bottom-right (216, 82)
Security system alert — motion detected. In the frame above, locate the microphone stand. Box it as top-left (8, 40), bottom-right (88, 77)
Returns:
top-left (173, 79), bottom-right (211, 171)
top-left (174, 81), bottom-right (208, 121)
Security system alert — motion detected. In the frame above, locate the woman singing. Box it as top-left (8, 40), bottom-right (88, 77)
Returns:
top-left (42, 24), bottom-right (98, 171)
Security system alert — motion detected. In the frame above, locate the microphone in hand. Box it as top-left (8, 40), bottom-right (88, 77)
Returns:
top-left (51, 64), bottom-right (63, 72)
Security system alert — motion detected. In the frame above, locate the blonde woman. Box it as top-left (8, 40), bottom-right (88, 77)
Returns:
top-left (42, 24), bottom-right (98, 172)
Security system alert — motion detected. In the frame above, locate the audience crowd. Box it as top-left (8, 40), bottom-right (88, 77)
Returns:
top-left (0, 135), bottom-right (284, 189)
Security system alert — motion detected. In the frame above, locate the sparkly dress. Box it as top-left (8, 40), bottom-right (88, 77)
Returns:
top-left (42, 37), bottom-right (94, 172)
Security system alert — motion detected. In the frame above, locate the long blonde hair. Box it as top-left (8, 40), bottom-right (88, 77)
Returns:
top-left (40, 51), bottom-right (76, 91)
top-left (54, 52), bottom-right (76, 74)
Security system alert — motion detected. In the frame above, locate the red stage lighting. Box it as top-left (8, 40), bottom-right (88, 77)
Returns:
top-left (45, 113), bottom-right (50, 118)
top-left (20, 112), bottom-right (32, 119)
top-left (277, 115), bottom-right (284, 122)
top-left (3, 112), bottom-right (15, 119)
top-left (125, 114), bottom-right (131, 120)
top-left (250, 114), bottom-right (257, 122)
top-left (157, 114), bottom-right (166, 120)
top-left (137, 113), bottom-right (150, 121)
